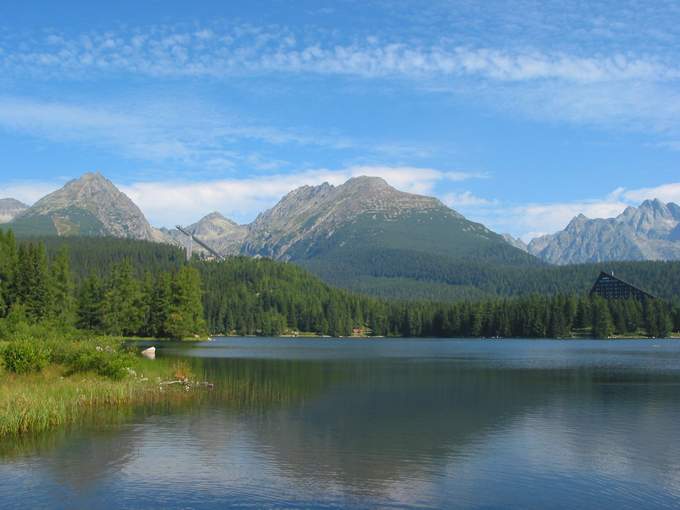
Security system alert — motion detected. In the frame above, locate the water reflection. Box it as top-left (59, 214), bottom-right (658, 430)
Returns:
top-left (3, 338), bottom-right (680, 509)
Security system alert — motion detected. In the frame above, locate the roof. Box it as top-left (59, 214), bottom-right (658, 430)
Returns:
top-left (589, 271), bottom-right (656, 300)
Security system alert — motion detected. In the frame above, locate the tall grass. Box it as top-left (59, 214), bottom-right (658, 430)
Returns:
top-left (0, 352), bottom-right (204, 438)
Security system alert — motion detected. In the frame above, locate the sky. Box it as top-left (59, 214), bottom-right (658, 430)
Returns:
top-left (0, 0), bottom-right (679, 241)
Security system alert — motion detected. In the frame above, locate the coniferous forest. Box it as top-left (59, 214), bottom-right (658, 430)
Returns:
top-left (1, 229), bottom-right (679, 339)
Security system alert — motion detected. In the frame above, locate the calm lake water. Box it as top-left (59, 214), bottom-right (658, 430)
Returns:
top-left (3, 337), bottom-right (680, 509)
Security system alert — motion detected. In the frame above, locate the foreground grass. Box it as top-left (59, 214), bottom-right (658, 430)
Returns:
top-left (0, 354), bottom-right (203, 438)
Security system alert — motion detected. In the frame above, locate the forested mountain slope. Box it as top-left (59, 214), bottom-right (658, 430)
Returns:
top-left (19, 232), bottom-right (680, 301)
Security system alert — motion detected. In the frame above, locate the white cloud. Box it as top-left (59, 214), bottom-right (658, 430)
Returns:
top-left (511, 200), bottom-right (630, 242)
top-left (443, 191), bottom-right (495, 208)
top-left (622, 182), bottom-right (680, 203)
top-left (120, 165), bottom-right (483, 227)
top-left (0, 180), bottom-right (63, 204)
top-left (466, 197), bottom-right (630, 243)
top-left (1, 21), bottom-right (679, 149)
top-left (1, 26), bottom-right (675, 84)
top-left (460, 182), bottom-right (680, 243)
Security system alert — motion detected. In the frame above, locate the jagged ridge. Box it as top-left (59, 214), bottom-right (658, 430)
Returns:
top-left (528, 199), bottom-right (680, 264)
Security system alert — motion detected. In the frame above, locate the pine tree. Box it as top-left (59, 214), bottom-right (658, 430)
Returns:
top-left (165, 266), bottom-right (206, 339)
top-left (645, 299), bottom-right (672, 338)
top-left (591, 297), bottom-right (613, 338)
top-left (15, 243), bottom-right (52, 322)
top-left (50, 246), bottom-right (76, 326)
top-left (77, 274), bottom-right (104, 331)
top-left (0, 229), bottom-right (18, 317)
top-left (101, 260), bottom-right (144, 336)
top-left (148, 272), bottom-right (172, 337)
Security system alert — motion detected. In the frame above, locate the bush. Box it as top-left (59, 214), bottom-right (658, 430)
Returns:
top-left (66, 347), bottom-right (132, 380)
top-left (2, 341), bottom-right (49, 374)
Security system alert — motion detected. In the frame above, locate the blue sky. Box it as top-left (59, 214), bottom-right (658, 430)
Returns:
top-left (1, 0), bottom-right (679, 240)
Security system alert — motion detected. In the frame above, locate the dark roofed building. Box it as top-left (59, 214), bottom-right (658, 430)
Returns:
top-left (590, 271), bottom-right (655, 301)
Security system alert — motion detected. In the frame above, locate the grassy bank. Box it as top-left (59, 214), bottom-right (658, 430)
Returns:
top-left (0, 332), bottom-right (208, 438)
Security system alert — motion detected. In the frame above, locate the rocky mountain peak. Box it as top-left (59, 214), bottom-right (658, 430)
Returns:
top-left (640, 198), bottom-right (665, 210)
top-left (341, 175), bottom-right (390, 191)
top-left (201, 211), bottom-right (229, 223)
top-left (566, 213), bottom-right (589, 230)
top-left (243, 175), bottom-right (474, 260)
top-left (502, 234), bottom-right (528, 252)
top-left (0, 198), bottom-right (29, 223)
top-left (528, 198), bottom-right (680, 264)
top-left (18, 171), bottom-right (156, 240)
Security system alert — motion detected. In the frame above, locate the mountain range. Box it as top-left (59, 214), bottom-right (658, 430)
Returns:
top-left (527, 199), bottom-right (680, 264)
top-left (0, 172), bottom-right (536, 298)
top-left (3, 171), bottom-right (680, 296)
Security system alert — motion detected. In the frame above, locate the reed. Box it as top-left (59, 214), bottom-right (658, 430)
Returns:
top-left (0, 355), bottom-right (202, 438)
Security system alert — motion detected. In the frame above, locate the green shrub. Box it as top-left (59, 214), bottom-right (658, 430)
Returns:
top-left (2, 341), bottom-right (49, 374)
top-left (66, 347), bottom-right (131, 380)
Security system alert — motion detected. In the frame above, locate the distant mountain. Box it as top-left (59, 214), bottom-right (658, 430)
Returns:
top-left (161, 176), bottom-right (538, 298)
top-left (528, 199), bottom-right (680, 264)
top-left (235, 176), bottom-right (539, 297)
top-left (8, 172), bottom-right (162, 241)
top-left (241, 176), bottom-right (527, 260)
top-left (0, 198), bottom-right (28, 223)
top-left (164, 211), bottom-right (248, 255)
top-left (502, 234), bottom-right (528, 252)
top-left (3, 172), bottom-right (540, 299)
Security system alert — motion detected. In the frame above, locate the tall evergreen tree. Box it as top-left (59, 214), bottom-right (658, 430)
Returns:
top-left (591, 296), bottom-right (614, 338)
top-left (165, 266), bottom-right (206, 339)
top-left (101, 260), bottom-right (144, 336)
top-left (77, 273), bottom-right (104, 331)
top-left (50, 246), bottom-right (76, 326)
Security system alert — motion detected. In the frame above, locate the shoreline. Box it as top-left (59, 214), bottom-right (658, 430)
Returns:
top-left (0, 340), bottom-right (209, 439)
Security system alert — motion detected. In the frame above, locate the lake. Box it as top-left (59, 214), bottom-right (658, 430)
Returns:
top-left (3, 337), bottom-right (680, 509)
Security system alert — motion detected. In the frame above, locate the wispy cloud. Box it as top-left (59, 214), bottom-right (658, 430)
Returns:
top-left (3, 23), bottom-right (680, 147)
top-left (1, 25), bottom-right (675, 83)
top-left (443, 191), bottom-right (496, 208)
top-left (0, 179), bottom-right (65, 204)
top-left (0, 95), bottom-right (446, 170)
top-left (0, 95), bottom-right (369, 168)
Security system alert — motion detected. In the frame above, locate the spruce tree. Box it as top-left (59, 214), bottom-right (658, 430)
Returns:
top-left (50, 246), bottom-right (76, 327)
top-left (165, 266), bottom-right (206, 339)
top-left (591, 297), bottom-right (613, 338)
top-left (77, 274), bottom-right (104, 331)
top-left (101, 260), bottom-right (143, 336)
top-left (15, 243), bottom-right (52, 322)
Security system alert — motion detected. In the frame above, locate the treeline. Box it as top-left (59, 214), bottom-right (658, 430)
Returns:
top-left (197, 257), bottom-right (680, 338)
top-left (2, 231), bottom-right (679, 339)
top-left (302, 248), bottom-right (680, 301)
top-left (383, 294), bottom-right (678, 339)
top-left (0, 230), bottom-right (205, 338)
